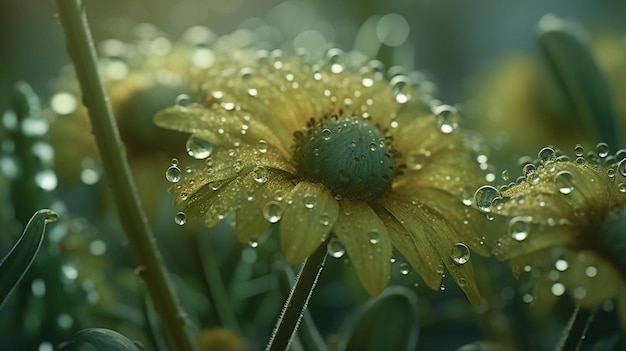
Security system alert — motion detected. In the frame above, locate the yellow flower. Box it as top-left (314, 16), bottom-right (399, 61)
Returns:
top-left (484, 144), bottom-right (626, 323)
top-left (155, 45), bottom-right (489, 303)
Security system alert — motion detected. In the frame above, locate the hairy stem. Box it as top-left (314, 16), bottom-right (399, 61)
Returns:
top-left (266, 243), bottom-right (327, 351)
top-left (54, 1), bottom-right (195, 350)
top-left (556, 305), bottom-right (595, 351)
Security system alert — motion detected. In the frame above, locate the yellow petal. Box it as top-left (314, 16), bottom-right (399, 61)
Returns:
top-left (334, 200), bottom-right (391, 296)
top-left (154, 106), bottom-right (289, 157)
top-left (280, 182), bottom-right (339, 264)
top-left (381, 196), bottom-right (481, 305)
top-left (372, 204), bottom-right (443, 291)
top-left (236, 173), bottom-right (292, 243)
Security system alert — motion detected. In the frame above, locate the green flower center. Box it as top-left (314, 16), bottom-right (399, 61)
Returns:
top-left (293, 117), bottom-right (395, 200)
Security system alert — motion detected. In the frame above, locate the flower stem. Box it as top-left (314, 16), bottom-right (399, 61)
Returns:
top-left (556, 305), bottom-right (595, 351)
top-left (54, 1), bottom-right (195, 351)
top-left (265, 243), bottom-right (327, 351)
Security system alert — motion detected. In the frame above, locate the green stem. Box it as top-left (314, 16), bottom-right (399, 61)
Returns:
top-left (54, 1), bottom-right (195, 351)
top-left (556, 305), bottom-right (595, 351)
top-left (265, 243), bottom-right (327, 351)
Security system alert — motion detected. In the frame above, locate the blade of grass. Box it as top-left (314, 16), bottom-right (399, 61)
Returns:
top-left (54, 1), bottom-right (195, 350)
top-left (0, 209), bottom-right (57, 309)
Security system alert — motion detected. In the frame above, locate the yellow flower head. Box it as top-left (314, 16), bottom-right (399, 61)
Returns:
top-left (484, 144), bottom-right (626, 323)
top-left (155, 42), bottom-right (490, 303)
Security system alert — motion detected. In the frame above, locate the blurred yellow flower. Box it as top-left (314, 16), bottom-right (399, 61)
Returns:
top-left (155, 45), bottom-right (489, 303)
top-left (486, 144), bottom-right (626, 323)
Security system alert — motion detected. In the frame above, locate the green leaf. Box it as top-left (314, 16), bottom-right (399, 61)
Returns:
top-left (538, 14), bottom-right (622, 148)
top-left (57, 328), bottom-right (144, 351)
top-left (0, 209), bottom-right (58, 308)
top-left (340, 286), bottom-right (419, 351)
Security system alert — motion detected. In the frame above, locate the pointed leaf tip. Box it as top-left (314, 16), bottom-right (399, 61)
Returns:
top-left (0, 209), bottom-right (57, 309)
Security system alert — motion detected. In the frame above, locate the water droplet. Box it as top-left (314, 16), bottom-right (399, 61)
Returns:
top-left (166, 165), bottom-right (182, 183)
top-left (303, 193), bottom-right (316, 209)
top-left (327, 237), bottom-right (345, 258)
top-left (618, 183), bottom-right (626, 193)
top-left (248, 239), bottom-right (259, 248)
top-left (450, 243), bottom-right (470, 265)
top-left (39, 209), bottom-right (59, 223)
top-left (319, 213), bottom-right (330, 226)
top-left (596, 142), bottom-right (609, 158)
top-left (321, 128), bottom-right (332, 141)
top-left (390, 75), bottom-right (412, 104)
top-left (368, 230), bottom-right (380, 244)
top-left (399, 262), bottom-right (410, 275)
top-left (174, 212), bottom-right (187, 225)
top-left (538, 147), bottom-right (556, 164)
top-left (175, 94), bottom-right (191, 108)
top-left (253, 165), bottom-right (268, 183)
top-left (263, 201), bottom-right (282, 223)
top-left (509, 217), bottom-right (529, 241)
top-left (186, 136), bottom-right (213, 159)
top-left (434, 105), bottom-right (459, 134)
top-left (327, 48), bottom-right (345, 74)
top-left (618, 159), bottom-right (626, 177)
top-left (501, 170), bottom-right (509, 181)
top-left (257, 139), bottom-right (268, 153)
top-left (574, 144), bottom-right (584, 157)
top-left (474, 185), bottom-right (500, 212)
top-left (554, 170), bottom-right (575, 194)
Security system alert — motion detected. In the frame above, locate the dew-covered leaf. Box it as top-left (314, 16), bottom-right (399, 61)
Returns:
top-left (0, 209), bottom-right (57, 308)
top-left (340, 286), bottom-right (418, 351)
top-left (538, 14), bottom-right (622, 148)
top-left (57, 328), bottom-right (144, 351)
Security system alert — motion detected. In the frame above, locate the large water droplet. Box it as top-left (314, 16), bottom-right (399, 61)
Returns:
top-left (166, 165), bottom-right (182, 183)
top-left (509, 216), bottom-right (529, 241)
top-left (174, 212), bottom-right (187, 225)
top-left (327, 237), bottom-right (346, 258)
top-left (253, 165), bottom-right (269, 183)
top-left (596, 142), bottom-right (609, 158)
top-left (186, 136), bottom-right (213, 159)
top-left (450, 243), bottom-right (470, 265)
top-left (263, 201), bottom-right (282, 223)
top-left (554, 170), bottom-right (575, 194)
top-left (175, 94), bottom-right (191, 108)
top-left (574, 144), bottom-right (584, 157)
top-left (434, 105), bottom-right (459, 134)
top-left (538, 147), bottom-right (556, 164)
top-left (390, 75), bottom-right (412, 104)
top-left (474, 185), bottom-right (500, 212)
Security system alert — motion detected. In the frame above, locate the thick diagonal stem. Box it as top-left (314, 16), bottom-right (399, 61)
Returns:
top-left (266, 243), bottom-right (327, 351)
top-left (54, 1), bottom-right (195, 350)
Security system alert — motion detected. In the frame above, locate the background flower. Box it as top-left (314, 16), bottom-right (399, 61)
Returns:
top-left (487, 145), bottom-right (626, 324)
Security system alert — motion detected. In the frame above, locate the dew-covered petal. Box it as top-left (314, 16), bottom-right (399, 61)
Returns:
top-left (373, 204), bottom-right (442, 291)
top-left (334, 200), bottom-right (392, 296)
top-left (235, 171), bottom-right (292, 243)
top-left (381, 196), bottom-right (481, 305)
top-left (392, 115), bottom-right (483, 195)
top-left (154, 106), bottom-right (288, 156)
top-left (280, 182), bottom-right (339, 264)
